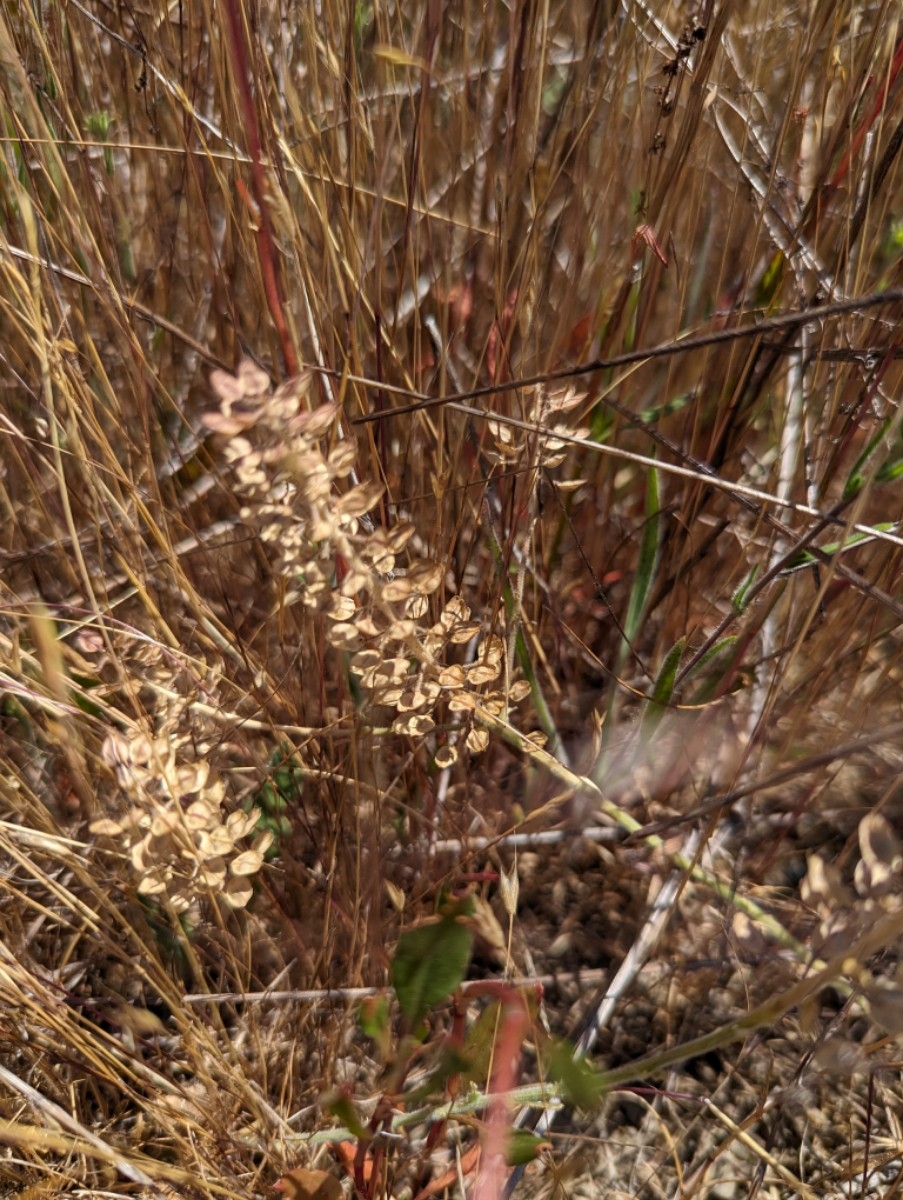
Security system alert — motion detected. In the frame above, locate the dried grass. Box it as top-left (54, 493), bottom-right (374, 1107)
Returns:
top-left (2, 0), bottom-right (903, 1197)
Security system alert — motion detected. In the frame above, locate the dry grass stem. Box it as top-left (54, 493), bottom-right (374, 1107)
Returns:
top-left (2, 1), bottom-right (903, 1197)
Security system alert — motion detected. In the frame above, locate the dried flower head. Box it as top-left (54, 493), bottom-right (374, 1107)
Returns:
top-left (92, 729), bottom-right (268, 911)
top-left (201, 363), bottom-right (529, 766)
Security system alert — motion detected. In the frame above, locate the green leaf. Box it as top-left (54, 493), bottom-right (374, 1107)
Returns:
top-left (548, 1042), bottom-right (608, 1112)
top-left (843, 415), bottom-right (894, 499)
top-left (876, 456), bottom-right (903, 485)
top-left (754, 250), bottom-right (785, 307)
top-left (358, 994), bottom-right (390, 1042)
top-left (635, 392), bottom-right (694, 428)
top-left (843, 472), bottom-right (863, 501)
top-left (641, 637), bottom-right (684, 739)
top-left (595, 465), bottom-right (661, 765)
top-left (404, 1043), bottom-right (476, 1105)
top-left (623, 466), bottom-right (661, 645)
top-left (650, 638), bottom-right (684, 706)
top-left (731, 566), bottom-right (760, 613)
top-left (589, 404), bottom-right (615, 445)
top-left (460, 999), bottom-right (504, 1083)
top-left (391, 912), bottom-right (473, 1026)
top-left (324, 1092), bottom-right (370, 1141)
top-left (506, 1130), bottom-right (552, 1166)
top-left (781, 523), bottom-right (898, 574)
top-left (691, 636), bottom-right (738, 672)
top-left (683, 637), bottom-right (739, 705)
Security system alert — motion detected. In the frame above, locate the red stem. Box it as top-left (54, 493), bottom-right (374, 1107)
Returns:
top-left (464, 983), bottom-right (538, 1200)
top-left (829, 33), bottom-right (903, 191)
top-left (220, 0), bottom-right (299, 376)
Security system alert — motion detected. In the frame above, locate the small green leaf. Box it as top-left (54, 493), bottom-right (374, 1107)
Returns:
top-left (506, 1130), bottom-right (552, 1166)
top-left (634, 392), bottom-right (694, 428)
top-left (732, 567), bottom-right (760, 613)
top-left (754, 250), bottom-right (785, 306)
top-left (876, 456), bottom-right (903, 485)
top-left (682, 633), bottom-right (749, 705)
top-left (460, 999), bottom-right (504, 1083)
top-left (358, 994), bottom-right (390, 1042)
top-left (843, 415), bottom-right (894, 498)
top-left (324, 1092), bottom-right (370, 1141)
top-left (843, 472), bottom-right (863, 500)
top-left (781, 523), bottom-right (898, 574)
top-left (623, 466), bottom-right (661, 644)
top-left (391, 912), bottom-right (473, 1026)
top-left (548, 1042), bottom-right (607, 1112)
top-left (589, 404), bottom-right (615, 444)
top-left (650, 638), bottom-right (683, 706)
top-left (684, 638), bottom-right (740, 705)
top-left (404, 1043), bottom-right (475, 1105)
top-left (641, 638), bottom-right (684, 739)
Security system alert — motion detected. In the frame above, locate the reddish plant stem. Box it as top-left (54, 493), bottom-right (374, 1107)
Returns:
top-left (221, 0), bottom-right (299, 377)
top-left (463, 982), bottom-right (538, 1200)
top-left (829, 33), bottom-right (903, 191)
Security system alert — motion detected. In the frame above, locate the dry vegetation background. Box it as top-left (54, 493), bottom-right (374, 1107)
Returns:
top-left (3, 0), bottom-right (903, 1197)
